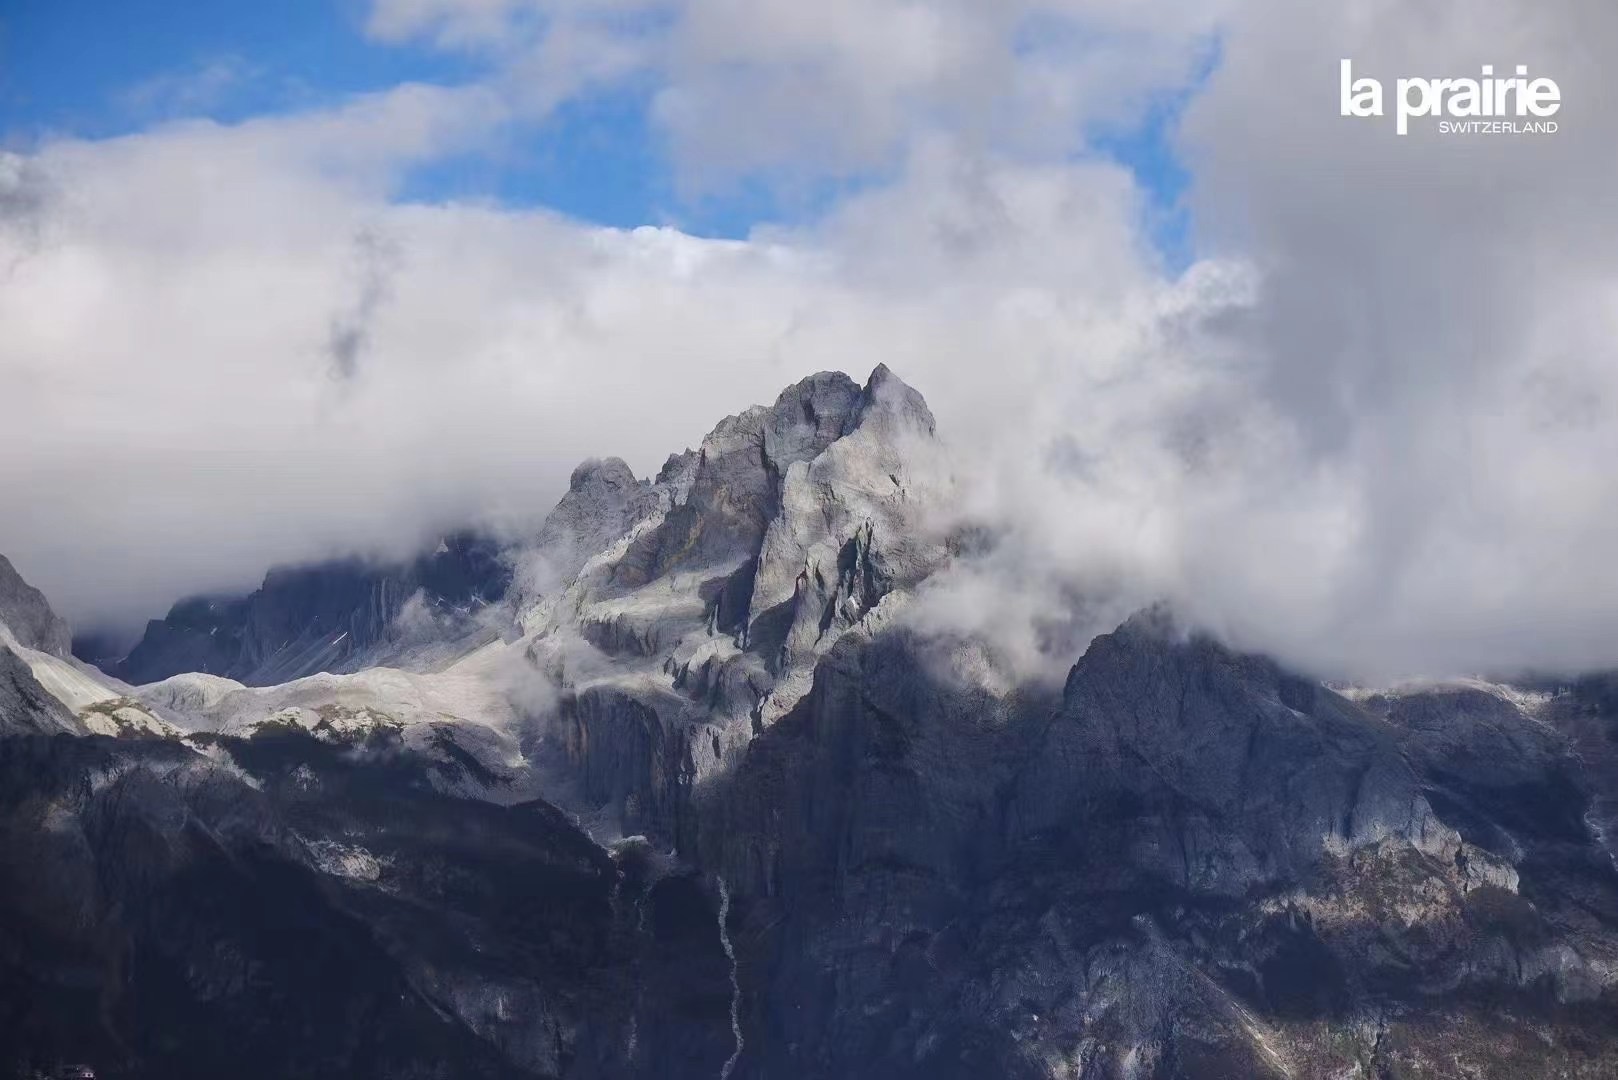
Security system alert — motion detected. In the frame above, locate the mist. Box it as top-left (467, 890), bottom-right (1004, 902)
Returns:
top-left (2, 0), bottom-right (1617, 681)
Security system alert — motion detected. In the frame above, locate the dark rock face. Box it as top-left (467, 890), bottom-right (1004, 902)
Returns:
top-left (503, 369), bottom-right (1618, 1077)
top-left (106, 533), bottom-right (514, 687)
top-left (1550, 674), bottom-right (1618, 873)
top-left (0, 645), bottom-right (79, 736)
top-left (688, 616), bottom-right (1618, 1079)
top-left (0, 554), bottom-right (72, 657)
top-left (1013, 611), bottom-right (1455, 892)
top-left (0, 730), bottom-right (733, 1080)
top-left (9, 367), bottom-right (1618, 1079)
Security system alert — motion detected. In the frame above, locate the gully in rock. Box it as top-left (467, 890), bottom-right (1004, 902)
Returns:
top-left (715, 875), bottom-right (744, 1080)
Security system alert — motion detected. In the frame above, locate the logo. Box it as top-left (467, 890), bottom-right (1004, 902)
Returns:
top-left (1340, 59), bottom-right (1560, 135)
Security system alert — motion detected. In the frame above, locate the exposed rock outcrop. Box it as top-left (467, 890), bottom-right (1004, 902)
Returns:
top-left (107, 531), bottom-right (514, 686)
top-left (0, 553), bottom-right (72, 657)
top-left (0, 645), bottom-right (80, 736)
top-left (8, 364), bottom-right (1618, 1080)
top-left (0, 726), bottom-right (735, 1079)
top-left (520, 367), bottom-right (949, 843)
top-left (482, 368), bottom-right (1618, 1076)
top-left (688, 611), bottom-right (1618, 1079)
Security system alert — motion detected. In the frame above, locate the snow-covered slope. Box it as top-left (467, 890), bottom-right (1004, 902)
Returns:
top-left (117, 639), bottom-right (545, 801)
top-left (0, 614), bottom-right (124, 710)
top-left (109, 532), bottom-right (513, 687)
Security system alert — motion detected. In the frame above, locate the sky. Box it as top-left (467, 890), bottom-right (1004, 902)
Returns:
top-left (2, 0), bottom-right (1617, 681)
top-left (0, 0), bottom-right (1194, 238)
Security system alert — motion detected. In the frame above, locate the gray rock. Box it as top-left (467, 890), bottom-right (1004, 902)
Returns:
top-left (609, 370), bottom-right (869, 589)
top-left (110, 532), bottom-right (514, 686)
top-left (11, 364), bottom-right (1618, 1079)
top-left (0, 644), bottom-right (79, 735)
top-left (685, 609), bottom-right (1618, 1078)
top-left (1014, 609), bottom-right (1457, 893)
top-left (0, 726), bottom-right (733, 1078)
top-left (0, 553), bottom-right (72, 656)
top-left (521, 366), bottom-right (950, 842)
top-left (519, 457), bottom-right (660, 598)
top-left (492, 367), bottom-right (1618, 1076)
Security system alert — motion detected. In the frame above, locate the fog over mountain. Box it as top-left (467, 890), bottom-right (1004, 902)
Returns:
top-left (7, 4), bottom-right (1618, 1077)
top-left (4, 365), bottom-right (1618, 1078)
top-left (2, 0), bottom-right (1616, 682)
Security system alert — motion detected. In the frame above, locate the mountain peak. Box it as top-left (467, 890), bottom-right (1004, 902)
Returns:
top-left (0, 553), bottom-right (71, 658)
top-left (568, 456), bottom-right (639, 492)
top-left (861, 362), bottom-right (936, 436)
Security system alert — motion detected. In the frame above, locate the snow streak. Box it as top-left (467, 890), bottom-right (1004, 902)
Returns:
top-left (717, 875), bottom-right (743, 1079)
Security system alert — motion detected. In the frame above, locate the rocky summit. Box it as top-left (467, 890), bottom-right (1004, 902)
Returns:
top-left (104, 532), bottom-right (514, 687)
top-left (2, 366), bottom-right (1618, 1079)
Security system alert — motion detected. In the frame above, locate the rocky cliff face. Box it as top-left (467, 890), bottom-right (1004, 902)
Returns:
top-left (106, 532), bottom-right (514, 687)
top-left (517, 366), bottom-right (948, 847)
top-left (0, 559), bottom-right (88, 737)
top-left (0, 554), bottom-right (72, 657)
top-left (6, 367), bottom-right (1618, 1079)
top-left (689, 610), bottom-right (1618, 1077)
top-left (0, 645), bottom-right (80, 737)
top-left (503, 368), bottom-right (1618, 1078)
top-left (0, 727), bottom-right (739, 1080)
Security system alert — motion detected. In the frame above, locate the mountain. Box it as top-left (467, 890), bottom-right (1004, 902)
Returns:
top-left (0, 728), bottom-right (736, 1079)
top-left (692, 611), bottom-right (1618, 1077)
top-left (0, 554), bottom-right (72, 657)
top-left (0, 646), bottom-right (79, 737)
top-left (518, 364), bottom-right (949, 841)
top-left (105, 532), bottom-right (514, 687)
top-left (0, 559), bottom-right (99, 737)
top-left (0, 548), bottom-right (732, 1079)
top-left (4, 366), bottom-right (1618, 1078)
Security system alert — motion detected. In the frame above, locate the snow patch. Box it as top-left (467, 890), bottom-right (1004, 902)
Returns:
top-left (716, 875), bottom-right (743, 1080)
top-left (300, 837), bottom-right (385, 882)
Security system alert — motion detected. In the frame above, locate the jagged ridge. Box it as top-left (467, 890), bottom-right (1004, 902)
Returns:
top-left (5, 365), bottom-right (1618, 1079)
top-left (107, 531), bottom-right (513, 686)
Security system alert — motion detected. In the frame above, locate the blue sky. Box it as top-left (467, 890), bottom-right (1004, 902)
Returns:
top-left (2, 0), bottom-right (685, 226)
top-left (0, 0), bottom-right (458, 132)
top-left (8, 0), bottom-right (1615, 678)
top-left (0, 0), bottom-right (1200, 248)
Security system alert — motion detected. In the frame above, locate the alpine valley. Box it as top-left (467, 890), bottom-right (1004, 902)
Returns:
top-left (3, 367), bottom-right (1617, 1079)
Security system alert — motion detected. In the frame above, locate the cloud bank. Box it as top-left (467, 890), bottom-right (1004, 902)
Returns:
top-left (2, 0), bottom-right (1617, 682)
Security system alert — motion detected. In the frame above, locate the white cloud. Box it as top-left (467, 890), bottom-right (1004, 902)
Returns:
top-left (363, 0), bottom-right (1221, 184)
top-left (364, 0), bottom-right (667, 116)
top-left (655, 0), bottom-right (1220, 186)
top-left (1159, 0), bottom-right (1618, 676)
top-left (3, 0), bottom-right (1618, 687)
top-left (118, 55), bottom-right (264, 119)
top-left (0, 97), bottom-right (1188, 634)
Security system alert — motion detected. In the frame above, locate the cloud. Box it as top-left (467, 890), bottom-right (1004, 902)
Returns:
top-left (3, 0), bottom-right (1618, 689)
top-left (902, 0), bottom-right (1618, 683)
top-left (1158, 0), bottom-right (1618, 677)
top-left (364, 0), bottom-right (667, 116)
top-left (118, 56), bottom-right (263, 120)
top-left (0, 100), bottom-right (1190, 637)
top-left (365, 0), bottom-right (559, 48)
top-left (326, 228), bottom-right (402, 381)
top-left (0, 153), bottom-right (53, 257)
top-left (362, 0), bottom-right (1222, 185)
top-left (656, 0), bottom-right (1221, 187)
